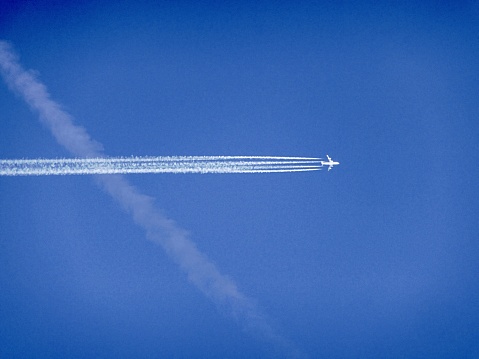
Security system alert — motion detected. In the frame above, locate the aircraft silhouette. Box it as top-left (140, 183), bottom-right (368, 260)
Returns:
top-left (320, 155), bottom-right (339, 171)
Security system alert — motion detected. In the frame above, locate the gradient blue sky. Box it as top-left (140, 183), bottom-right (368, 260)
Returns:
top-left (1, 1), bottom-right (478, 358)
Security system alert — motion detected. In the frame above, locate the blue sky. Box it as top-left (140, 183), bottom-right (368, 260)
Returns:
top-left (1, 1), bottom-right (478, 358)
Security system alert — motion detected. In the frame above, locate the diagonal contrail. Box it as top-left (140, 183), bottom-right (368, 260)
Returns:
top-left (0, 156), bottom-right (322, 176)
top-left (0, 41), bottom-right (304, 358)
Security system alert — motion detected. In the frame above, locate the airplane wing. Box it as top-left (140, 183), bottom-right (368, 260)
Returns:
top-left (326, 155), bottom-right (332, 161)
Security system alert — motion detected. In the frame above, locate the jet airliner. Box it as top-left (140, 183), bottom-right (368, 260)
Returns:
top-left (320, 155), bottom-right (339, 171)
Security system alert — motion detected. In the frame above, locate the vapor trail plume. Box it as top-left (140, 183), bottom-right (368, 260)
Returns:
top-left (0, 156), bottom-right (321, 176)
top-left (0, 41), bottom-right (302, 357)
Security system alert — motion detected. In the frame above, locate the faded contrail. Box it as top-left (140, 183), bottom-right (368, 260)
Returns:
top-left (0, 156), bottom-right (322, 176)
top-left (0, 41), bottom-right (304, 357)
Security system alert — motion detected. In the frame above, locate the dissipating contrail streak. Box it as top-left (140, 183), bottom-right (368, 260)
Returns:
top-left (0, 156), bottom-right (322, 176)
top-left (0, 40), bottom-right (305, 358)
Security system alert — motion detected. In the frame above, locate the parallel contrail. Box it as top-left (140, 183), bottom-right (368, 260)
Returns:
top-left (0, 40), bottom-right (304, 358)
top-left (0, 156), bottom-right (322, 176)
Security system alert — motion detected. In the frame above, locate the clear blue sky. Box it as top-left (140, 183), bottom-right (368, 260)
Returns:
top-left (1, 1), bottom-right (478, 358)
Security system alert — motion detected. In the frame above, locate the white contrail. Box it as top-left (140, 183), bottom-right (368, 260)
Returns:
top-left (0, 156), bottom-right (321, 176)
top-left (0, 41), bottom-right (304, 358)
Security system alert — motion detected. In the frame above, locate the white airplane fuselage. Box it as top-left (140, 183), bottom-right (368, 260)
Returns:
top-left (320, 155), bottom-right (339, 171)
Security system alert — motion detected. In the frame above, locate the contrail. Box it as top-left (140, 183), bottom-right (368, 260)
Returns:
top-left (0, 156), bottom-right (322, 176)
top-left (0, 41), bottom-right (304, 358)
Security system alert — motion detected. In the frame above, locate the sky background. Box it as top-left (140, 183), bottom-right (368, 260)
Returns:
top-left (1, 1), bottom-right (478, 358)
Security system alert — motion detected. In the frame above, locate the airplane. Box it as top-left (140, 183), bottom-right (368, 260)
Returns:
top-left (320, 155), bottom-right (340, 171)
